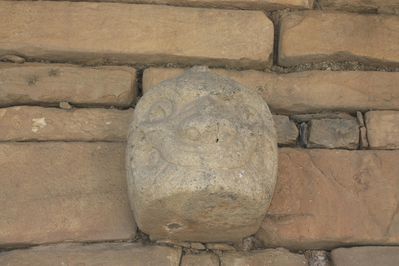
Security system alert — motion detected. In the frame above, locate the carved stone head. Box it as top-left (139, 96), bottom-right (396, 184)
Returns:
top-left (127, 67), bottom-right (277, 242)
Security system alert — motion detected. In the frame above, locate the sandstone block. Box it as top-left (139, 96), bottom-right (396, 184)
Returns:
top-left (127, 67), bottom-right (278, 242)
top-left (0, 243), bottom-right (181, 266)
top-left (0, 1), bottom-right (273, 68)
top-left (0, 143), bottom-right (135, 247)
top-left (273, 115), bottom-right (298, 145)
top-left (220, 249), bottom-right (307, 266)
top-left (365, 111), bottom-right (399, 149)
top-left (143, 68), bottom-right (399, 113)
top-left (308, 118), bottom-right (359, 149)
top-left (331, 246), bottom-right (399, 266)
top-left (0, 64), bottom-right (136, 107)
top-left (319, 0), bottom-right (399, 14)
top-left (279, 11), bottom-right (399, 66)
top-left (107, 0), bottom-right (314, 10)
top-left (257, 148), bottom-right (399, 249)
top-left (0, 106), bottom-right (133, 141)
top-left (182, 253), bottom-right (219, 266)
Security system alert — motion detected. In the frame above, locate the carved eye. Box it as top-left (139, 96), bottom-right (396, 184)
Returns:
top-left (148, 99), bottom-right (173, 122)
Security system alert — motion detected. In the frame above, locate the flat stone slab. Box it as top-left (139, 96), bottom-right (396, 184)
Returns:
top-left (279, 11), bottom-right (399, 66)
top-left (273, 115), bottom-right (298, 146)
top-left (365, 111), bottom-right (399, 149)
top-left (0, 106), bottom-right (133, 141)
top-left (106, 0), bottom-right (314, 10)
top-left (331, 246), bottom-right (399, 266)
top-left (257, 148), bottom-right (399, 249)
top-left (0, 143), bottom-right (135, 247)
top-left (143, 68), bottom-right (399, 113)
top-left (0, 64), bottom-right (136, 107)
top-left (182, 253), bottom-right (219, 266)
top-left (308, 118), bottom-right (359, 149)
top-left (220, 249), bottom-right (307, 266)
top-left (319, 0), bottom-right (399, 14)
top-left (0, 243), bottom-right (181, 266)
top-left (0, 1), bottom-right (273, 68)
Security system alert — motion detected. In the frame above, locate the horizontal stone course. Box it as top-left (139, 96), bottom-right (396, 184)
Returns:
top-left (0, 243), bottom-right (181, 266)
top-left (0, 142), bottom-right (136, 247)
top-left (99, 0), bottom-right (314, 10)
top-left (257, 148), bottom-right (399, 249)
top-left (279, 11), bottom-right (399, 66)
top-left (365, 111), bottom-right (399, 149)
top-left (319, 0), bottom-right (399, 14)
top-left (0, 64), bottom-right (136, 107)
top-left (143, 67), bottom-right (399, 113)
top-left (331, 246), bottom-right (399, 266)
top-left (0, 1), bottom-right (273, 68)
top-left (0, 106), bottom-right (133, 141)
top-left (220, 249), bottom-right (307, 266)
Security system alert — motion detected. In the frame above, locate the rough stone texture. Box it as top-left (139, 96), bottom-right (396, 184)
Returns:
top-left (365, 111), bottom-right (399, 149)
top-left (143, 68), bottom-right (399, 113)
top-left (279, 11), bottom-right (399, 66)
top-left (0, 243), bottom-right (181, 266)
top-left (220, 249), bottom-right (307, 266)
top-left (331, 247), bottom-right (399, 266)
top-left (0, 64), bottom-right (136, 107)
top-left (102, 0), bottom-right (314, 10)
top-left (0, 1), bottom-right (273, 69)
top-left (305, 250), bottom-right (331, 266)
top-left (257, 148), bottom-right (399, 249)
top-left (273, 115), bottom-right (298, 145)
top-left (308, 118), bottom-right (359, 149)
top-left (182, 253), bottom-right (219, 266)
top-left (127, 67), bottom-right (278, 242)
top-left (0, 142), bottom-right (135, 247)
top-left (319, 0), bottom-right (399, 14)
top-left (0, 106), bottom-right (133, 141)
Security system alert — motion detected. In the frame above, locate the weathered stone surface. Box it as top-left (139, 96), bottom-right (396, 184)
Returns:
top-left (0, 64), bottom-right (136, 107)
top-left (0, 243), bottom-right (181, 266)
top-left (206, 243), bottom-right (236, 251)
top-left (143, 68), bottom-right (399, 113)
top-left (279, 11), bottom-right (399, 66)
top-left (0, 142), bottom-right (135, 246)
top-left (103, 0), bottom-right (314, 10)
top-left (257, 148), bottom-right (399, 249)
top-left (0, 1), bottom-right (273, 68)
top-left (0, 106), bottom-right (133, 141)
top-left (220, 249), bottom-right (307, 266)
top-left (365, 111), bottom-right (399, 149)
top-left (182, 253), bottom-right (219, 266)
top-left (319, 0), bottom-right (399, 14)
top-left (127, 67), bottom-right (278, 242)
top-left (308, 118), bottom-right (359, 149)
top-left (274, 115), bottom-right (298, 145)
top-left (331, 247), bottom-right (399, 266)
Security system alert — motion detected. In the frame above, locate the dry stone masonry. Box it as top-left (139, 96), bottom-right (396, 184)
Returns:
top-left (0, 0), bottom-right (398, 264)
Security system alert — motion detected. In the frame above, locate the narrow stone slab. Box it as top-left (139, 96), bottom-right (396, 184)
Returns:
top-left (0, 1), bottom-right (273, 69)
top-left (319, 0), bottom-right (399, 14)
top-left (182, 253), bottom-right (219, 266)
top-left (0, 143), bottom-right (135, 247)
top-left (104, 0), bottom-right (314, 10)
top-left (257, 148), bottom-right (399, 249)
top-left (0, 106), bottom-right (133, 141)
top-left (308, 118), bottom-right (359, 149)
top-left (365, 111), bottom-right (399, 149)
top-left (0, 64), bottom-right (136, 107)
top-left (279, 11), bottom-right (399, 66)
top-left (0, 243), bottom-right (181, 266)
top-left (220, 249), bottom-right (307, 266)
top-left (143, 68), bottom-right (399, 113)
top-left (331, 246), bottom-right (399, 266)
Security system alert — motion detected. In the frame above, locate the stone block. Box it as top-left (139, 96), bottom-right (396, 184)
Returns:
top-left (331, 246), bottom-right (399, 266)
top-left (366, 111), bottom-right (399, 149)
top-left (182, 253), bottom-right (219, 266)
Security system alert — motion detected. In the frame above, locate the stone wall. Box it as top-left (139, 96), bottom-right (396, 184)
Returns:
top-left (0, 0), bottom-right (398, 265)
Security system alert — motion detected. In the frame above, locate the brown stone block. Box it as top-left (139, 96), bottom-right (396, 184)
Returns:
top-left (331, 246), bottom-right (399, 266)
top-left (365, 111), bottom-right (399, 149)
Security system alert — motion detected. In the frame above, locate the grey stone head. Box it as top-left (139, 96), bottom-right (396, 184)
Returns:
top-left (127, 66), bottom-right (278, 242)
